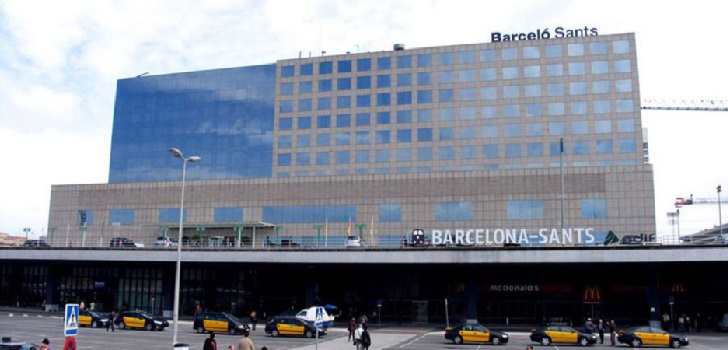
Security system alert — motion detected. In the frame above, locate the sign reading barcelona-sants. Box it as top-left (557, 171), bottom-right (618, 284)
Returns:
top-left (431, 228), bottom-right (596, 245)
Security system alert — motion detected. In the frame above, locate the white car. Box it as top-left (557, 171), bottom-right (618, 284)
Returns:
top-left (345, 235), bottom-right (363, 247)
top-left (154, 236), bottom-right (177, 247)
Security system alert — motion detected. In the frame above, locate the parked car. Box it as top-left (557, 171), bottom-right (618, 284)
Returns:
top-left (114, 310), bottom-right (168, 331)
top-left (265, 316), bottom-right (326, 338)
top-left (444, 323), bottom-right (509, 345)
top-left (345, 235), bottom-right (363, 248)
top-left (154, 236), bottom-right (178, 248)
top-left (22, 240), bottom-right (50, 247)
top-left (0, 337), bottom-right (38, 350)
top-left (718, 313), bottom-right (728, 331)
top-left (617, 325), bottom-right (689, 348)
top-left (79, 309), bottom-right (109, 328)
top-left (109, 237), bottom-right (144, 248)
top-left (193, 312), bottom-right (249, 335)
top-left (529, 324), bottom-right (597, 346)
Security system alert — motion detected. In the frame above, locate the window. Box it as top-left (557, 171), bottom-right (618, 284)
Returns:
top-left (504, 123), bottom-right (520, 137)
top-left (439, 146), bottom-right (455, 160)
top-left (548, 83), bottom-right (564, 96)
top-left (459, 69), bottom-right (477, 82)
top-left (357, 58), bottom-right (372, 71)
top-left (417, 72), bottom-right (432, 85)
top-left (594, 100), bottom-right (611, 114)
top-left (460, 88), bottom-right (477, 101)
top-left (617, 100), bottom-right (634, 113)
top-left (317, 115), bottom-right (331, 128)
top-left (481, 87), bottom-right (497, 100)
top-left (503, 67), bottom-right (519, 79)
top-left (480, 49), bottom-right (495, 61)
top-left (337, 78), bottom-right (351, 90)
top-left (299, 81), bottom-right (313, 93)
top-left (109, 209), bottom-right (134, 226)
top-left (524, 65), bottom-right (540, 78)
top-left (462, 145), bottom-right (477, 159)
top-left (595, 120), bottom-right (611, 133)
top-left (215, 207), bottom-right (243, 222)
top-left (581, 198), bottom-right (607, 219)
top-left (614, 59), bottom-right (631, 73)
top-left (527, 143), bottom-right (543, 157)
top-left (397, 110), bottom-right (412, 123)
top-left (436, 202), bottom-right (472, 221)
top-left (439, 52), bottom-right (455, 65)
top-left (336, 114), bottom-right (351, 128)
top-left (505, 144), bottom-right (521, 158)
top-left (279, 100), bottom-right (293, 113)
top-left (300, 63), bottom-right (313, 75)
top-left (159, 208), bottom-right (182, 223)
top-left (546, 44), bottom-right (562, 57)
top-left (316, 151), bottom-right (330, 165)
top-left (376, 111), bottom-right (390, 124)
top-left (438, 71), bottom-right (455, 83)
top-left (593, 81), bottom-right (610, 94)
top-left (376, 92), bottom-right (391, 106)
top-left (439, 89), bottom-right (454, 102)
top-left (548, 103), bottom-right (565, 116)
top-left (281, 65), bottom-right (295, 77)
top-left (280, 82), bottom-right (294, 95)
top-left (482, 125), bottom-right (498, 138)
top-left (439, 108), bottom-right (455, 121)
top-left (336, 132), bottom-right (350, 145)
top-left (298, 116), bottom-right (311, 129)
top-left (504, 105), bottom-right (519, 118)
top-left (619, 138), bottom-right (637, 153)
top-left (480, 68), bottom-right (496, 81)
top-left (524, 84), bottom-right (541, 97)
top-left (338, 60), bottom-right (351, 73)
top-left (526, 123), bottom-right (542, 136)
top-left (507, 200), bottom-right (544, 219)
top-left (316, 134), bottom-right (330, 148)
top-left (397, 129), bottom-right (412, 143)
top-left (397, 55), bottom-right (412, 68)
top-left (501, 48), bottom-right (518, 60)
top-left (592, 60), bottom-right (609, 74)
top-left (299, 98), bottom-right (312, 111)
top-left (483, 144), bottom-right (498, 158)
top-left (376, 130), bottom-right (390, 144)
top-left (380, 204), bottom-right (402, 222)
top-left (356, 131), bottom-right (370, 144)
top-left (375, 149), bottom-right (389, 162)
top-left (568, 43), bottom-right (584, 56)
top-left (503, 86), bottom-right (519, 99)
top-left (356, 94), bottom-right (371, 107)
top-left (417, 90), bottom-right (433, 103)
top-left (613, 40), bottom-right (630, 54)
top-left (572, 121), bottom-right (588, 134)
top-left (526, 104), bottom-right (541, 117)
top-left (439, 127), bottom-right (455, 140)
top-left (317, 97), bottom-right (331, 110)
top-left (570, 82), bottom-right (587, 95)
top-left (459, 51), bottom-right (475, 63)
top-left (357, 76), bottom-right (371, 89)
top-left (337, 96), bottom-right (351, 109)
top-left (418, 108), bottom-right (433, 122)
top-left (356, 150), bottom-right (370, 163)
top-left (277, 153), bottom-right (291, 166)
top-left (417, 128), bottom-right (433, 142)
top-left (319, 61), bottom-right (333, 74)
top-left (547, 64), bottom-right (563, 76)
top-left (617, 118), bottom-right (635, 132)
top-left (571, 101), bottom-right (587, 115)
top-left (278, 135), bottom-right (292, 148)
top-left (596, 139), bottom-right (613, 154)
top-left (482, 106), bottom-right (497, 118)
top-left (377, 57), bottom-right (391, 69)
top-left (616, 79), bottom-right (632, 92)
top-left (336, 150), bottom-right (350, 164)
top-left (460, 127), bottom-right (477, 139)
top-left (549, 122), bottom-right (565, 135)
top-left (297, 134), bottom-right (311, 147)
top-left (397, 73), bottom-right (412, 86)
top-left (377, 75), bottom-right (390, 88)
top-left (417, 54), bottom-right (432, 67)
top-left (417, 147), bottom-right (433, 161)
top-left (523, 46), bottom-right (540, 59)
top-left (590, 42), bottom-right (608, 55)
top-left (573, 141), bottom-right (589, 155)
top-left (568, 62), bottom-right (585, 75)
top-left (397, 91), bottom-right (412, 105)
top-left (279, 117), bottom-right (292, 130)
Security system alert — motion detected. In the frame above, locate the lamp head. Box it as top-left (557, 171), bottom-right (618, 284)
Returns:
top-left (169, 148), bottom-right (183, 158)
top-left (189, 156), bottom-right (202, 162)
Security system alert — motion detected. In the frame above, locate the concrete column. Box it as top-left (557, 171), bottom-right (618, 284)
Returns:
top-left (305, 267), bottom-right (317, 307)
top-left (647, 272), bottom-right (661, 326)
top-left (464, 273), bottom-right (479, 322)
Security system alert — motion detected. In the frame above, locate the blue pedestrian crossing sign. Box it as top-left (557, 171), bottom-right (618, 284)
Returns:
top-left (65, 303), bottom-right (80, 336)
top-left (314, 306), bottom-right (324, 327)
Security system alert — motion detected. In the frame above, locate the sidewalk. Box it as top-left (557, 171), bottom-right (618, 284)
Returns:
top-left (286, 327), bottom-right (430, 350)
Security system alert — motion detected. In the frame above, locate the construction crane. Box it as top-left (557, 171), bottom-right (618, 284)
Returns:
top-left (674, 194), bottom-right (721, 207)
top-left (641, 99), bottom-right (728, 112)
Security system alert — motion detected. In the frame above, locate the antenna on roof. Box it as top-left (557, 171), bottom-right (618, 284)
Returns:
top-left (136, 72), bottom-right (149, 78)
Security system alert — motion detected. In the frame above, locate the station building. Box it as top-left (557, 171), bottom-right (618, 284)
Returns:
top-left (5, 32), bottom-right (710, 327)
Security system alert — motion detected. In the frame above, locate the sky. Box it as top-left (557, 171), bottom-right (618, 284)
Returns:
top-left (1, 0), bottom-right (727, 241)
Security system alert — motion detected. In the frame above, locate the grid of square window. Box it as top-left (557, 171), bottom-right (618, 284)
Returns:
top-left (275, 35), bottom-right (641, 176)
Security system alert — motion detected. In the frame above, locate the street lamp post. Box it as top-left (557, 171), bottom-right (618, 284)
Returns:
top-left (718, 185), bottom-right (723, 240)
top-left (169, 147), bottom-right (201, 347)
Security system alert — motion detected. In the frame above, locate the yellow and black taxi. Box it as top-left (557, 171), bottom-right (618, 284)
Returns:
top-left (79, 309), bottom-right (109, 328)
top-left (444, 323), bottom-right (509, 345)
top-left (193, 312), bottom-right (249, 335)
top-left (114, 310), bottom-right (169, 331)
top-left (529, 324), bottom-right (597, 346)
top-left (264, 316), bottom-right (326, 338)
top-left (617, 325), bottom-right (689, 348)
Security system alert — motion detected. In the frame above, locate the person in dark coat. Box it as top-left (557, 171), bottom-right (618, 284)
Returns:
top-left (361, 324), bottom-right (371, 350)
top-left (203, 332), bottom-right (217, 350)
top-left (106, 310), bottom-right (115, 332)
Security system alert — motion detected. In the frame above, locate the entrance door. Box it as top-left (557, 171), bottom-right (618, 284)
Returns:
top-left (412, 300), bottom-right (428, 323)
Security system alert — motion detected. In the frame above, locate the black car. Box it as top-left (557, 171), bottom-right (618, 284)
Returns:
top-left (617, 325), bottom-right (689, 348)
top-left (193, 312), bottom-right (249, 335)
top-left (529, 324), bottom-right (598, 346)
top-left (79, 309), bottom-right (109, 328)
top-left (114, 310), bottom-right (168, 331)
top-left (444, 323), bottom-right (509, 345)
top-left (0, 337), bottom-right (38, 350)
top-left (109, 237), bottom-right (143, 248)
top-left (264, 316), bottom-right (326, 338)
top-left (22, 240), bottom-right (49, 247)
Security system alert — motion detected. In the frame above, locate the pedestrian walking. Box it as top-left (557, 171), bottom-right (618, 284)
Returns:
top-left (348, 316), bottom-right (357, 342)
top-left (597, 319), bottom-right (605, 344)
top-left (584, 318), bottom-right (595, 333)
top-left (39, 338), bottom-right (50, 350)
top-left (609, 320), bottom-right (617, 346)
top-left (361, 324), bottom-right (372, 350)
top-left (662, 312), bottom-right (670, 331)
top-left (203, 332), bottom-right (217, 350)
top-left (354, 322), bottom-right (364, 350)
top-left (249, 310), bottom-right (257, 331)
top-left (106, 310), bottom-right (115, 332)
top-left (237, 329), bottom-right (254, 350)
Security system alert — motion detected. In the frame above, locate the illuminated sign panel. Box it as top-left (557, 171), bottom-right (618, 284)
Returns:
top-left (430, 228), bottom-right (596, 245)
top-left (491, 26), bottom-right (598, 42)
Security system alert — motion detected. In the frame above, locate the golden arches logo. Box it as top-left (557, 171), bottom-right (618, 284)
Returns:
top-left (671, 283), bottom-right (685, 293)
top-left (455, 283), bottom-right (466, 293)
top-left (583, 286), bottom-right (601, 302)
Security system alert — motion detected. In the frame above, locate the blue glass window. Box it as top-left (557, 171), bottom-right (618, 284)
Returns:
top-left (596, 139), bottom-right (613, 154)
top-left (613, 40), bottom-right (630, 54)
top-left (581, 198), bottom-right (607, 219)
top-left (380, 204), bottom-right (402, 222)
top-left (356, 131), bottom-right (370, 144)
top-left (319, 61), bottom-right (333, 74)
top-left (300, 63), bottom-right (313, 75)
top-left (616, 79), bottom-right (632, 92)
top-left (335, 150), bottom-right (349, 164)
top-left (336, 132), bottom-right (350, 145)
top-left (376, 93), bottom-right (391, 106)
top-left (317, 115), bottom-right (331, 128)
top-left (439, 127), bottom-right (455, 140)
top-left (376, 130), bottom-right (390, 144)
top-left (281, 65), bottom-right (295, 77)
top-left (462, 145), bottom-right (477, 159)
top-left (356, 113), bottom-right (370, 126)
top-left (337, 78), bottom-right (351, 90)
top-left (524, 84), bottom-right (541, 97)
top-left (316, 151), bottom-right (330, 165)
top-left (439, 89), bottom-right (454, 102)
top-left (546, 44), bottom-right (562, 57)
top-left (278, 135), bottom-right (292, 148)
top-left (481, 87), bottom-right (497, 100)
top-left (299, 98), bottom-right (312, 111)
top-left (279, 100), bottom-right (293, 113)
top-left (439, 52), bottom-right (455, 65)
top-left (396, 148), bottom-right (411, 161)
top-left (417, 90), bottom-right (433, 103)
top-left (617, 118), bottom-right (635, 132)
top-left (593, 81), bottom-right (610, 94)
top-left (355, 150), bottom-right (370, 163)
top-left (503, 67), bottom-right (519, 79)
top-left (505, 144), bottom-right (521, 158)
top-left (619, 138), bottom-right (637, 153)
top-left (375, 149), bottom-right (390, 162)
top-left (397, 110), bottom-right (412, 123)
top-left (590, 42), bottom-right (608, 55)
top-left (504, 124), bottom-right (520, 137)
top-left (397, 91), bottom-right (412, 105)
top-left (548, 103), bottom-right (565, 116)
top-left (397, 129), bottom-right (412, 143)
top-left (377, 57), bottom-right (391, 69)
top-left (417, 54), bottom-right (432, 67)
top-left (548, 83), bottom-right (564, 96)
top-left (483, 144), bottom-right (498, 158)
top-left (262, 205), bottom-right (356, 223)
top-left (298, 116), bottom-right (311, 129)
top-left (418, 109), bottom-right (433, 122)
top-left (319, 79), bottom-right (332, 92)
top-left (337, 96), bottom-right (351, 109)
top-left (592, 60), bottom-right (609, 74)
top-left (507, 200), bottom-right (544, 219)
top-left (573, 141), bottom-right (589, 155)
top-left (299, 81), bottom-right (313, 93)
top-left (279, 117), bottom-right (293, 130)
top-left (417, 72), bottom-right (432, 85)
top-left (377, 75), bottom-right (391, 88)
top-left (338, 60), bottom-right (351, 73)
top-left (397, 55), bottom-right (412, 68)
top-left (526, 123), bottom-right (542, 136)
top-left (337, 114), bottom-right (351, 127)
top-left (502, 48), bottom-right (518, 60)
top-left (480, 68), bottom-right (496, 81)
top-left (482, 125), bottom-right (498, 138)
top-left (159, 208), bottom-right (183, 223)
top-left (617, 100), bottom-right (634, 113)
top-left (459, 69), bottom-right (477, 82)
top-left (504, 105), bottom-right (519, 117)
top-left (397, 73), bottom-right (412, 86)
top-left (594, 100), bottom-right (611, 114)
top-left (549, 122), bottom-right (565, 135)
top-left (317, 97), bottom-right (331, 110)
top-left (568, 62), bottom-right (585, 75)
top-left (280, 82), bottom-right (294, 95)
top-left (527, 143), bottom-right (543, 157)
top-left (460, 107), bottom-right (476, 120)
top-left (572, 121), bottom-right (588, 134)
top-left (549, 142), bottom-right (561, 156)
top-left (357, 76), bottom-right (371, 89)
top-left (524, 65), bottom-right (540, 78)
top-left (459, 51), bottom-right (475, 63)
top-left (214, 207), bottom-right (243, 222)
top-left (523, 46), bottom-right (540, 59)
top-left (439, 146), bottom-right (455, 160)
top-left (277, 153), bottom-right (291, 166)
top-left (568, 43), bottom-right (584, 56)
top-left (460, 88), bottom-right (477, 101)
top-left (547, 64), bottom-right (563, 76)
top-left (504, 86), bottom-right (520, 99)
top-left (595, 120), bottom-right (611, 133)
top-left (376, 111), bottom-right (390, 124)
top-left (572, 101), bottom-right (587, 115)
top-left (614, 60), bottom-right (631, 73)
top-left (297, 135), bottom-right (311, 147)
top-left (570, 82), bottom-right (587, 95)
top-left (526, 104), bottom-right (541, 117)
top-left (436, 202), bottom-right (472, 221)
top-left (417, 128), bottom-right (433, 142)
top-left (109, 209), bottom-right (134, 226)
top-left (480, 49), bottom-right (495, 61)
top-left (356, 94), bottom-right (371, 107)
top-left (357, 58), bottom-right (372, 71)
